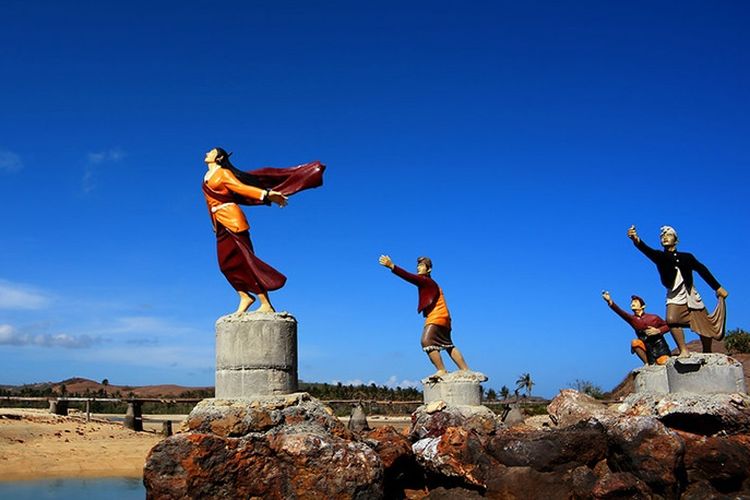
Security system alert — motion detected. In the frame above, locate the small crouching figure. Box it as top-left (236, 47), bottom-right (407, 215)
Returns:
top-left (379, 254), bottom-right (470, 380)
top-left (602, 291), bottom-right (671, 365)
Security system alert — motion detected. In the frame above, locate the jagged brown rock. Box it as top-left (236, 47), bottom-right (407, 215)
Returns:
top-left (144, 395), bottom-right (381, 499)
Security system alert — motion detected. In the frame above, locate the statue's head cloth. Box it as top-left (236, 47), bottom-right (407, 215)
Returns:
top-left (660, 225), bottom-right (678, 242)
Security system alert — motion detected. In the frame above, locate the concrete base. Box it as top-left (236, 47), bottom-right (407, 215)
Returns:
top-left (633, 353), bottom-right (746, 395)
top-left (215, 312), bottom-right (298, 398)
top-left (422, 370), bottom-right (488, 406)
top-left (632, 364), bottom-right (670, 395)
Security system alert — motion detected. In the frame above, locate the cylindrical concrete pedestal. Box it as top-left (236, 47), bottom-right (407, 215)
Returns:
top-left (421, 371), bottom-right (488, 406)
top-left (215, 312), bottom-right (298, 398)
top-left (423, 380), bottom-right (483, 406)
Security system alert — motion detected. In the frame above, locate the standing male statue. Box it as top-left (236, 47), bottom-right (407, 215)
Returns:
top-left (379, 255), bottom-right (470, 379)
top-left (627, 225), bottom-right (728, 356)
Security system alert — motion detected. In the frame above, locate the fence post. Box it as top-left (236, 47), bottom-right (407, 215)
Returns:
top-left (49, 398), bottom-right (68, 416)
top-left (123, 401), bottom-right (143, 432)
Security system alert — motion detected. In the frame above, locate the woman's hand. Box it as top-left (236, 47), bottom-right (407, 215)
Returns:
top-left (267, 190), bottom-right (288, 207)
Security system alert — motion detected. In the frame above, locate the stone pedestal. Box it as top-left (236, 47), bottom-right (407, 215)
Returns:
top-left (215, 312), bottom-right (298, 398)
top-left (421, 370), bottom-right (488, 406)
top-left (633, 353), bottom-right (746, 395)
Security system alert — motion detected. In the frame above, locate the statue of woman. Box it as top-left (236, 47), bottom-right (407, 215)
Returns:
top-left (202, 147), bottom-right (324, 314)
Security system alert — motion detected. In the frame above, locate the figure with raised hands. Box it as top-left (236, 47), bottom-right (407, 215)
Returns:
top-left (627, 225), bottom-right (728, 357)
top-left (379, 254), bottom-right (470, 379)
top-left (602, 291), bottom-right (671, 365)
top-left (203, 147), bottom-right (324, 314)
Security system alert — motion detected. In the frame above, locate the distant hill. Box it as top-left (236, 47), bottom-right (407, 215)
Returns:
top-left (0, 378), bottom-right (424, 401)
top-left (607, 339), bottom-right (750, 400)
top-left (0, 377), bottom-right (213, 398)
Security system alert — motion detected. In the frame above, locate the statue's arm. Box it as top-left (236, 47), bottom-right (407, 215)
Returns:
top-left (391, 266), bottom-right (427, 286)
top-left (628, 225), bottom-right (659, 263)
top-left (608, 300), bottom-right (635, 328)
top-left (633, 238), bottom-right (661, 263)
top-left (654, 316), bottom-right (670, 335)
top-left (690, 255), bottom-right (722, 291)
top-left (220, 169), bottom-right (266, 201)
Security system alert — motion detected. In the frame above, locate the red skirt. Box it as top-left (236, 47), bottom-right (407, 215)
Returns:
top-left (216, 224), bottom-right (286, 293)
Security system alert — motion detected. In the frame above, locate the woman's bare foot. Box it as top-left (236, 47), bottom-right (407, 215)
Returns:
top-left (235, 292), bottom-right (255, 314)
top-left (678, 349), bottom-right (691, 358)
top-left (255, 292), bottom-right (276, 313)
top-left (428, 369), bottom-right (448, 380)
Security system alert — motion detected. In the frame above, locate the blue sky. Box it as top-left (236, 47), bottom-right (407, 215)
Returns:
top-left (1, 1), bottom-right (748, 397)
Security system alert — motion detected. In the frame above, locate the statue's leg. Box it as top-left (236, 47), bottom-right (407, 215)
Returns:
top-left (666, 305), bottom-right (690, 357)
top-left (669, 327), bottom-right (690, 358)
top-left (235, 291), bottom-right (255, 314)
top-left (426, 350), bottom-right (447, 376)
top-left (700, 335), bottom-right (712, 353)
top-left (631, 339), bottom-right (648, 364)
top-left (633, 347), bottom-right (648, 364)
top-left (446, 347), bottom-right (470, 371)
top-left (256, 292), bottom-right (276, 313)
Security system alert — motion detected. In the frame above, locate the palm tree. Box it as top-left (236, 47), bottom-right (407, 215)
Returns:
top-left (516, 373), bottom-right (534, 398)
top-left (499, 385), bottom-right (510, 400)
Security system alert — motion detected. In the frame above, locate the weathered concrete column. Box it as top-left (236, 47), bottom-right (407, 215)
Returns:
top-left (422, 370), bottom-right (488, 406)
top-left (215, 312), bottom-right (298, 398)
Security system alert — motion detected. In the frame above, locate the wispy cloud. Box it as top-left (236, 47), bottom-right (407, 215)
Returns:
top-left (0, 149), bottom-right (23, 173)
top-left (0, 324), bottom-right (100, 349)
top-left (384, 375), bottom-right (419, 389)
top-left (87, 149), bottom-right (125, 165)
top-left (0, 279), bottom-right (51, 310)
top-left (82, 148), bottom-right (125, 193)
top-left (330, 376), bottom-right (419, 389)
top-left (103, 316), bottom-right (198, 337)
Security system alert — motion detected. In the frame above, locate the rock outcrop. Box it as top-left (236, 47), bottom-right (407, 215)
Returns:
top-left (144, 393), bottom-right (383, 499)
top-left (145, 389), bottom-right (750, 498)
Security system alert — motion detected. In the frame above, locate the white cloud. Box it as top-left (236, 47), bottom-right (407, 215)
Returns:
top-left (87, 148), bottom-right (125, 165)
top-left (331, 376), bottom-right (420, 389)
top-left (0, 280), bottom-right (51, 310)
top-left (0, 149), bottom-right (22, 173)
top-left (82, 344), bottom-right (212, 370)
top-left (83, 148), bottom-right (125, 192)
top-left (0, 324), bottom-right (100, 349)
top-left (101, 316), bottom-right (199, 337)
top-left (384, 375), bottom-right (420, 389)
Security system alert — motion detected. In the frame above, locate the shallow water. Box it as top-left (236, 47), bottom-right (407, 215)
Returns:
top-left (0, 477), bottom-right (144, 499)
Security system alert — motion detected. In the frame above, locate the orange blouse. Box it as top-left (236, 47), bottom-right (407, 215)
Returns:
top-left (203, 168), bottom-right (265, 233)
top-left (425, 288), bottom-right (451, 328)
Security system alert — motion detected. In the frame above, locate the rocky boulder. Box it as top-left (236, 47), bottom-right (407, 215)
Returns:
top-left (144, 395), bottom-right (382, 499)
top-left (618, 392), bottom-right (750, 435)
top-left (547, 389), bottom-right (615, 428)
top-left (363, 426), bottom-right (422, 497)
top-left (409, 404), bottom-right (502, 440)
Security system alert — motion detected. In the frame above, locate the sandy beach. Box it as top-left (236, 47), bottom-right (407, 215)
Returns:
top-left (0, 408), bottom-right (171, 481)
